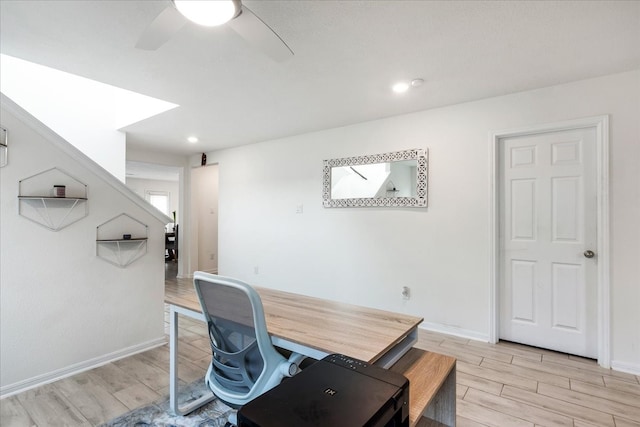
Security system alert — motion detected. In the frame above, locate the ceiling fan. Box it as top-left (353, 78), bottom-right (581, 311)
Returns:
top-left (135, 0), bottom-right (293, 61)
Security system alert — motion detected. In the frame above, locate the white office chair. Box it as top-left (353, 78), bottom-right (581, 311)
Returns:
top-left (193, 272), bottom-right (305, 419)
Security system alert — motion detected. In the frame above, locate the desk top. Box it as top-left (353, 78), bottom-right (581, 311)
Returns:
top-left (165, 278), bottom-right (423, 364)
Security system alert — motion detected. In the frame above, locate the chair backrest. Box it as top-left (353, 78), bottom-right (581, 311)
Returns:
top-left (166, 225), bottom-right (177, 246)
top-left (193, 272), bottom-right (294, 407)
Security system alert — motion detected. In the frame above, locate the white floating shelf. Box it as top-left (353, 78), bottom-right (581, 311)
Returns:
top-left (96, 214), bottom-right (148, 268)
top-left (18, 168), bottom-right (88, 231)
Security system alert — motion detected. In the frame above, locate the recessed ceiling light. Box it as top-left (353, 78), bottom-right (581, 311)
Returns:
top-left (392, 82), bottom-right (410, 93)
top-left (187, 136), bottom-right (199, 143)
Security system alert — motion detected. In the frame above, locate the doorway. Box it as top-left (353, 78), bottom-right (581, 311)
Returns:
top-left (490, 116), bottom-right (610, 366)
top-left (125, 160), bottom-right (182, 279)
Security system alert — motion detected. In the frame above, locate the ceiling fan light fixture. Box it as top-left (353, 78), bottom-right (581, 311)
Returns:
top-left (173, 0), bottom-right (241, 27)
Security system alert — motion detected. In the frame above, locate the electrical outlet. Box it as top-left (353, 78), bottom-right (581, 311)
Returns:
top-left (254, 266), bottom-right (259, 274)
top-left (210, 253), bottom-right (215, 260)
top-left (296, 204), bottom-right (304, 214)
top-left (401, 286), bottom-right (411, 300)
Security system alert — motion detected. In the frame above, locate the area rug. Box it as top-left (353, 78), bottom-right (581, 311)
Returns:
top-left (100, 378), bottom-right (235, 427)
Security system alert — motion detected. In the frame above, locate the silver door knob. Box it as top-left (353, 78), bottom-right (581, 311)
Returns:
top-left (584, 250), bottom-right (595, 258)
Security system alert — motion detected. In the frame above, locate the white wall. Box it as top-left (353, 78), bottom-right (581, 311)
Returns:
top-left (0, 96), bottom-right (169, 395)
top-left (199, 70), bottom-right (640, 372)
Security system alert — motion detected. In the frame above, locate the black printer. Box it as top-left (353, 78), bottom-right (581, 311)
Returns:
top-left (237, 354), bottom-right (409, 427)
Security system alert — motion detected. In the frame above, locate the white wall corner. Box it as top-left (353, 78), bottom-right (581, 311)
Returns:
top-left (610, 360), bottom-right (640, 376)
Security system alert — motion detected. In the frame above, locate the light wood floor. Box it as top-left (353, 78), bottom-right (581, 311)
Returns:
top-left (2, 272), bottom-right (639, 426)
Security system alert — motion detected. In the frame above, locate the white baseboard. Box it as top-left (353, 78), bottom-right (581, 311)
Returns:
top-left (419, 322), bottom-right (490, 342)
top-left (0, 337), bottom-right (166, 399)
top-left (611, 360), bottom-right (640, 376)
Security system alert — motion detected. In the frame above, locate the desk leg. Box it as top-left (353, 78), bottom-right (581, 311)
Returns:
top-left (169, 306), bottom-right (180, 414)
top-left (169, 305), bottom-right (215, 416)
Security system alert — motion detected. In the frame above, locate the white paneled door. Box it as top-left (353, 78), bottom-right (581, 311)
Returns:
top-left (499, 127), bottom-right (597, 358)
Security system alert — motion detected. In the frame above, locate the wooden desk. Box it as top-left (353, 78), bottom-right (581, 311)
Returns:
top-left (165, 280), bottom-right (454, 426)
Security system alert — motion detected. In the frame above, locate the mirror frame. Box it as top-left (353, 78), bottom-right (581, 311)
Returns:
top-left (323, 148), bottom-right (428, 208)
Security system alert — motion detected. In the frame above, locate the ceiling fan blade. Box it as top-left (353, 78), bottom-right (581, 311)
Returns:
top-left (228, 6), bottom-right (294, 62)
top-left (135, 6), bottom-right (187, 50)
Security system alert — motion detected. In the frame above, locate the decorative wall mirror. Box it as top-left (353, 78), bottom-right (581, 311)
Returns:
top-left (323, 148), bottom-right (427, 208)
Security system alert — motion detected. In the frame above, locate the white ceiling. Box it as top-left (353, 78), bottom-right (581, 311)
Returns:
top-left (125, 161), bottom-right (180, 182)
top-left (1, 1), bottom-right (639, 156)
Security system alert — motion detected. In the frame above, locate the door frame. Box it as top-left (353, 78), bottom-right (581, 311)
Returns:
top-left (489, 115), bottom-right (610, 368)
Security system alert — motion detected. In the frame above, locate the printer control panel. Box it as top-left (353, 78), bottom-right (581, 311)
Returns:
top-left (325, 354), bottom-right (369, 369)
top-left (323, 354), bottom-right (408, 388)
